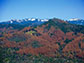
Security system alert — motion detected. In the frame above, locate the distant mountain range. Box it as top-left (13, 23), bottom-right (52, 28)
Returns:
top-left (0, 18), bottom-right (49, 31)
top-left (0, 18), bottom-right (84, 32)
top-left (0, 18), bottom-right (84, 26)
top-left (67, 18), bottom-right (84, 25)
top-left (0, 18), bottom-right (48, 26)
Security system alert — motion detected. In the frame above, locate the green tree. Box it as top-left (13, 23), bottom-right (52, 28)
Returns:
top-left (0, 47), bottom-right (3, 63)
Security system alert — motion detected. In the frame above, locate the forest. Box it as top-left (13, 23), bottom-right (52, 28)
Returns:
top-left (0, 18), bottom-right (84, 63)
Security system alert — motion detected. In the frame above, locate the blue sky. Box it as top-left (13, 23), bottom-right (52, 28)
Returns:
top-left (0, 0), bottom-right (84, 22)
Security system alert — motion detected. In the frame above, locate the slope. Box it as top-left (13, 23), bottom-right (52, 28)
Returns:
top-left (0, 18), bottom-right (84, 63)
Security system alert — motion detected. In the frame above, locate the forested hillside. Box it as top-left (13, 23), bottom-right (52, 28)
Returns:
top-left (0, 18), bottom-right (84, 63)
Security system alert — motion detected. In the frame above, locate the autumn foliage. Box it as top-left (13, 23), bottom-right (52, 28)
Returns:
top-left (0, 18), bottom-right (84, 61)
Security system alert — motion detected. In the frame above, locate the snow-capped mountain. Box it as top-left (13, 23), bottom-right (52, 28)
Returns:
top-left (67, 18), bottom-right (84, 25)
top-left (69, 18), bottom-right (80, 21)
top-left (0, 18), bottom-right (48, 26)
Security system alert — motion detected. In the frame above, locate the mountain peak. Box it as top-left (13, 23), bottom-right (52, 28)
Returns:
top-left (50, 18), bottom-right (67, 23)
top-left (68, 18), bottom-right (84, 25)
top-left (69, 18), bottom-right (81, 21)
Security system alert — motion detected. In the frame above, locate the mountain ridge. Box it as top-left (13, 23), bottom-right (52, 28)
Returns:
top-left (0, 18), bottom-right (48, 24)
top-left (67, 18), bottom-right (84, 25)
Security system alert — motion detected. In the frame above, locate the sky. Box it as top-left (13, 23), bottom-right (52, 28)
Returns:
top-left (0, 0), bottom-right (84, 22)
